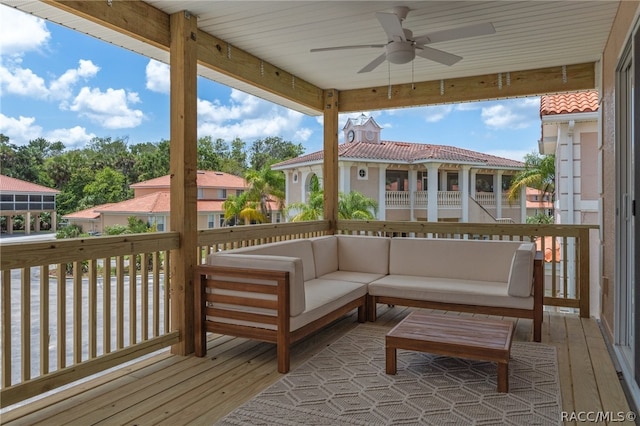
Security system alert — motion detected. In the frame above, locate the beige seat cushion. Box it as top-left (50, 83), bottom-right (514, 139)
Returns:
top-left (311, 236), bottom-right (339, 277)
top-left (319, 270), bottom-right (386, 284)
top-left (369, 275), bottom-right (533, 310)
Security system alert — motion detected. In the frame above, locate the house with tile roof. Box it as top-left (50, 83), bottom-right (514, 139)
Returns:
top-left (0, 174), bottom-right (60, 234)
top-left (63, 170), bottom-right (282, 233)
top-left (539, 90), bottom-right (600, 317)
top-left (273, 115), bottom-right (527, 223)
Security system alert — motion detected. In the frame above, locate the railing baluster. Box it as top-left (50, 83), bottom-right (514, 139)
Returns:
top-left (21, 267), bottom-right (30, 382)
top-left (129, 254), bottom-right (137, 345)
top-left (88, 259), bottom-right (97, 359)
top-left (116, 256), bottom-right (124, 350)
top-left (2, 269), bottom-right (12, 387)
top-left (57, 264), bottom-right (65, 369)
top-left (73, 261), bottom-right (82, 364)
top-left (153, 252), bottom-right (160, 337)
top-left (164, 251), bottom-right (170, 334)
top-left (141, 253), bottom-right (149, 341)
top-left (103, 257), bottom-right (111, 354)
top-left (40, 265), bottom-right (49, 375)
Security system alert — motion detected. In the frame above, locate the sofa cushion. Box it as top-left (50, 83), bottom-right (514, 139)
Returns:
top-left (507, 242), bottom-right (536, 297)
top-left (228, 239), bottom-right (317, 281)
top-left (337, 235), bottom-right (390, 275)
top-left (319, 270), bottom-right (386, 284)
top-left (369, 275), bottom-right (533, 310)
top-left (290, 278), bottom-right (367, 331)
top-left (389, 238), bottom-right (522, 282)
top-left (311, 236), bottom-right (339, 277)
top-left (206, 253), bottom-right (306, 316)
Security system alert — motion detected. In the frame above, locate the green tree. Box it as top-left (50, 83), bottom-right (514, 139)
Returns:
top-left (285, 190), bottom-right (324, 222)
top-left (197, 136), bottom-right (222, 171)
top-left (338, 191), bottom-right (378, 220)
top-left (244, 166), bottom-right (285, 221)
top-left (80, 167), bottom-right (130, 208)
top-left (132, 139), bottom-right (170, 181)
top-left (249, 136), bottom-right (304, 170)
top-left (222, 192), bottom-right (250, 226)
top-left (508, 153), bottom-right (556, 203)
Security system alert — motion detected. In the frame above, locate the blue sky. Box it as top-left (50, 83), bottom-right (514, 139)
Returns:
top-left (0, 5), bottom-right (540, 162)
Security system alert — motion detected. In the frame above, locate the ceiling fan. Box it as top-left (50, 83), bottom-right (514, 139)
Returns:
top-left (310, 6), bottom-right (495, 73)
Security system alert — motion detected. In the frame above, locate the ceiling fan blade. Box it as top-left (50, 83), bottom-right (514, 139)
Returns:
top-left (414, 22), bottom-right (495, 44)
top-left (376, 11), bottom-right (406, 42)
top-left (357, 53), bottom-right (387, 73)
top-left (415, 46), bottom-right (462, 66)
top-left (310, 44), bottom-right (385, 53)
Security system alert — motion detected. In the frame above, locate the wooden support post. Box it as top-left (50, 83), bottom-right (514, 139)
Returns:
top-left (323, 89), bottom-right (339, 233)
top-left (578, 228), bottom-right (590, 318)
top-left (169, 10), bottom-right (198, 355)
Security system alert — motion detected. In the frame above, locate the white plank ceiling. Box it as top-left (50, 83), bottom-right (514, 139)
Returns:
top-left (5, 1), bottom-right (619, 114)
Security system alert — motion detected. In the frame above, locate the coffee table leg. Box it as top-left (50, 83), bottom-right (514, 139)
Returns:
top-left (497, 362), bottom-right (508, 392)
top-left (386, 346), bottom-right (397, 374)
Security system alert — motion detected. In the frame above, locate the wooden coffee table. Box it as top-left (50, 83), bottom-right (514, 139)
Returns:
top-left (385, 311), bottom-right (515, 392)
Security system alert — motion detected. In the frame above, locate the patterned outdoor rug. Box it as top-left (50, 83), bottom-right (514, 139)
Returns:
top-left (217, 324), bottom-right (561, 425)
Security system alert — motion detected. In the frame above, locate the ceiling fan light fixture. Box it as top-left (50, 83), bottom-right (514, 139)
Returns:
top-left (386, 42), bottom-right (415, 64)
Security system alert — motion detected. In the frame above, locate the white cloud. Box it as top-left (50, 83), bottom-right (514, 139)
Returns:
top-left (45, 126), bottom-right (96, 148)
top-left (0, 6), bottom-right (50, 56)
top-left (485, 147), bottom-right (536, 162)
top-left (0, 65), bottom-right (48, 98)
top-left (481, 98), bottom-right (540, 130)
top-left (197, 90), bottom-right (311, 142)
top-left (70, 87), bottom-right (145, 129)
top-left (0, 114), bottom-right (42, 144)
top-left (423, 105), bottom-right (454, 123)
top-left (50, 60), bottom-right (100, 101)
top-left (145, 60), bottom-right (169, 94)
top-left (0, 113), bottom-right (95, 147)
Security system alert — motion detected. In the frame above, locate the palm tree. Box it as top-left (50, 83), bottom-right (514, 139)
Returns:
top-left (244, 166), bottom-right (285, 222)
top-left (338, 191), bottom-right (378, 220)
top-left (285, 190), bottom-right (324, 221)
top-left (508, 153), bottom-right (555, 203)
top-left (222, 192), bottom-right (249, 226)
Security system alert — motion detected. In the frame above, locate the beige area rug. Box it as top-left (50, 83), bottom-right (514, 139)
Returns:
top-left (217, 324), bottom-right (561, 425)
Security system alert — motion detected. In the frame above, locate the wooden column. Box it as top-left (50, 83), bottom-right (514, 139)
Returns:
top-left (169, 10), bottom-right (198, 355)
top-left (323, 89), bottom-right (339, 232)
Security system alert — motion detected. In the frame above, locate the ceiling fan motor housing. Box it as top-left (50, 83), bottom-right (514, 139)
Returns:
top-left (386, 41), bottom-right (415, 64)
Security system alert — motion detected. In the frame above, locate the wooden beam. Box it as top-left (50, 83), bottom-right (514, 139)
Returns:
top-left (169, 11), bottom-right (198, 356)
top-left (323, 90), bottom-right (339, 232)
top-left (44, 1), bottom-right (324, 113)
top-left (339, 62), bottom-right (596, 112)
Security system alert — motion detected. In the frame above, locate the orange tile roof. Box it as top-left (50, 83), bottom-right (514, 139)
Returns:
top-left (0, 174), bottom-right (59, 194)
top-left (540, 90), bottom-right (599, 116)
top-left (92, 191), bottom-right (280, 215)
top-left (131, 170), bottom-right (247, 190)
top-left (273, 141), bottom-right (524, 169)
top-left (62, 204), bottom-right (114, 220)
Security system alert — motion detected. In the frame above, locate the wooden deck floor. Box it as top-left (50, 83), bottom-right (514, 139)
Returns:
top-left (1, 307), bottom-right (632, 425)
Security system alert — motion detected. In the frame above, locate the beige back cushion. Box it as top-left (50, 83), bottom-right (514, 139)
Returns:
top-left (389, 238), bottom-right (522, 282)
top-left (227, 239), bottom-right (317, 281)
top-left (311, 236), bottom-right (339, 277)
top-left (337, 235), bottom-right (390, 275)
top-left (507, 242), bottom-right (536, 297)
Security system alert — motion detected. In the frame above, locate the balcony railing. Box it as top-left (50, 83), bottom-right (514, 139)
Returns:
top-left (1, 219), bottom-right (595, 408)
top-left (386, 191), bottom-right (509, 209)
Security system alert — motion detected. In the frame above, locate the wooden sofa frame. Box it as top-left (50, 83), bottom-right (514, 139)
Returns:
top-left (367, 252), bottom-right (545, 342)
top-left (194, 265), bottom-right (367, 373)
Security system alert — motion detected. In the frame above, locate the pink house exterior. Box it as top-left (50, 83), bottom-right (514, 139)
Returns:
top-left (273, 115), bottom-right (527, 223)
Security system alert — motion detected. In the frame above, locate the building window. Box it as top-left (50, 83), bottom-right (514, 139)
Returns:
top-left (149, 216), bottom-right (165, 231)
top-left (208, 214), bottom-right (216, 229)
top-left (217, 189), bottom-right (227, 199)
top-left (197, 188), bottom-right (204, 200)
top-left (293, 173), bottom-right (299, 183)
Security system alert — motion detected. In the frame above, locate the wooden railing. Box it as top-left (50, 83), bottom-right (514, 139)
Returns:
top-left (336, 220), bottom-right (596, 318)
top-left (0, 233), bottom-right (180, 407)
top-left (0, 219), bottom-right (596, 408)
top-left (197, 220), bottom-right (331, 263)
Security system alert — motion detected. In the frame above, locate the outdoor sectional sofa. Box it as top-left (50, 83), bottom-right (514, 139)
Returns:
top-left (195, 234), bottom-right (543, 373)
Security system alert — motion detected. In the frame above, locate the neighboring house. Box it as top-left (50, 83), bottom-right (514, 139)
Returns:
top-left (525, 187), bottom-right (554, 218)
top-left (538, 90), bottom-right (600, 317)
top-left (0, 174), bottom-right (59, 234)
top-left (273, 115), bottom-right (527, 223)
top-left (63, 170), bottom-right (282, 233)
